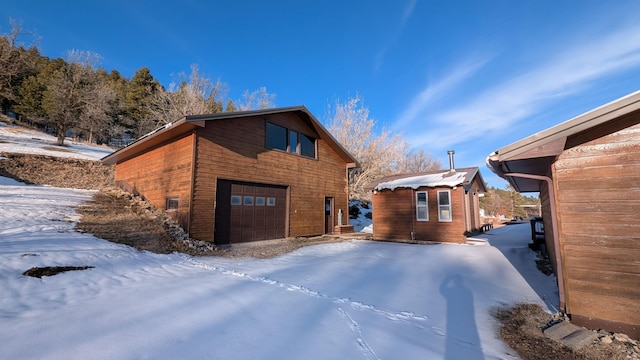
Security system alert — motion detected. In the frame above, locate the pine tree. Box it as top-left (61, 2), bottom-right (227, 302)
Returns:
top-left (126, 67), bottom-right (160, 137)
top-left (225, 99), bottom-right (237, 112)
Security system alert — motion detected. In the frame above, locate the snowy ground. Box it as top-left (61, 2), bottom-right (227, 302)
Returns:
top-left (0, 120), bottom-right (112, 160)
top-left (0, 122), bottom-right (559, 359)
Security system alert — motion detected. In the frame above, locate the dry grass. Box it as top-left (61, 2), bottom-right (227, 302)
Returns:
top-left (495, 303), bottom-right (636, 360)
top-left (76, 188), bottom-right (188, 254)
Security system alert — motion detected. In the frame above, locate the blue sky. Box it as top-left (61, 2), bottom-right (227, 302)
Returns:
top-left (5, 0), bottom-right (640, 188)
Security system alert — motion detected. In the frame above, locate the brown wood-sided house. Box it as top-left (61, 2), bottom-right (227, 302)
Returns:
top-left (487, 90), bottom-right (640, 338)
top-left (369, 165), bottom-right (487, 244)
top-left (101, 106), bottom-right (357, 244)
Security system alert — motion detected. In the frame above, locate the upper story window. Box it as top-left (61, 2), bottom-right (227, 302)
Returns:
top-left (266, 122), bottom-right (316, 159)
top-left (438, 190), bottom-right (452, 222)
top-left (266, 123), bottom-right (287, 151)
top-left (300, 133), bottom-right (316, 158)
top-left (288, 130), bottom-right (299, 153)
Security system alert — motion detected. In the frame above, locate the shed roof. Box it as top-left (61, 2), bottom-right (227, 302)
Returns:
top-left (487, 89), bottom-right (640, 192)
top-left (101, 106), bottom-right (358, 167)
top-left (370, 167), bottom-right (487, 192)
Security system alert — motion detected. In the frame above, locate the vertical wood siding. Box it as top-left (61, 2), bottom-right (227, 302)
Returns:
top-left (114, 134), bottom-right (195, 230)
top-left (190, 113), bottom-right (349, 242)
top-left (372, 186), bottom-right (468, 243)
top-left (465, 177), bottom-right (484, 233)
top-left (552, 121), bottom-right (640, 333)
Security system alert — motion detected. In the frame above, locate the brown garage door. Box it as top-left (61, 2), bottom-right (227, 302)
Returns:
top-left (215, 179), bottom-right (287, 244)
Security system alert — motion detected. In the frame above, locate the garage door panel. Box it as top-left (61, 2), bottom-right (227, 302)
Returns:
top-left (215, 179), bottom-right (288, 244)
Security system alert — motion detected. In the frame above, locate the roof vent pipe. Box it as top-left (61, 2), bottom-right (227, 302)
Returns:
top-left (447, 150), bottom-right (455, 172)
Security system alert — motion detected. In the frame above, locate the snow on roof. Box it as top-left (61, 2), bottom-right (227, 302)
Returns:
top-left (374, 170), bottom-right (469, 191)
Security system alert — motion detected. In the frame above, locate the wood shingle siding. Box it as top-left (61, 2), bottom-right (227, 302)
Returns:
top-left (114, 133), bottom-right (195, 231)
top-left (552, 121), bottom-right (640, 332)
top-left (103, 106), bottom-right (356, 245)
top-left (487, 90), bottom-right (640, 338)
top-left (370, 167), bottom-right (487, 243)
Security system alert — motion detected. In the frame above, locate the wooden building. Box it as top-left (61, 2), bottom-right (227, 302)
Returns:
top-left (101, 106), bottom-right (357, 244)
top-left (369, 166), bottom-right (487, 243)
top-left (487, 90), bottom-right (640, 338)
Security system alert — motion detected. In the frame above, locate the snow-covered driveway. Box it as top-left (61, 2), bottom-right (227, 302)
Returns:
top-left (0, 178), bottom-right (557, 360)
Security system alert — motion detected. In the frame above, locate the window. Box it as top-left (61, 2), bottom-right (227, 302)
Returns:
top-left (266, 123), bottom-right (287, 151)
top-left (438, 190), bottom-right (452, 222)
top-left (255, 196), bottom-right (265, 206)
top-left (244, 196), bottom-right (254, 206)
top-left (300, 133), bottom-right (316, 158)
top-left (231, 195), bottom-right (242, 205)
top-left (416, 191), bottom-right (428, 221)
top-left (288, 130), bottom-right (298, 153)
top-left (266, 122), bottom-right (316, 159)
top-left (166, 197), bottom-right (179, 210)
top-left (267, 197), bottom-right (276, 206)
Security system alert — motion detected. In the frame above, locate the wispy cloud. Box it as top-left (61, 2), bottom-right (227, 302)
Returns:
top-left (373, 0), bottom-right (416, 71)
top-left (394, 57), bottom-right (490, 128)
top-left (400, 23), bottom-right (640, 151)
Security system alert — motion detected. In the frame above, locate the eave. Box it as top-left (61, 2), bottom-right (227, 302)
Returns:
top-left (101, 119), bottom-right (205, 165)
top-left (487, 89), bottom-right (640, 192)
top-left (101, 105), bottom-right (359, 168)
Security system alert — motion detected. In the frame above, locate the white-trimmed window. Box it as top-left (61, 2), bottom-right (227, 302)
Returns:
top-left (416, 191), bottom-right (428, 221)
top-left (438, 190), bottom-right (452, 222)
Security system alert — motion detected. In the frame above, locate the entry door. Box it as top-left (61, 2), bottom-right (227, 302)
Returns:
top-left (325, 197), bottom-right (334, 234)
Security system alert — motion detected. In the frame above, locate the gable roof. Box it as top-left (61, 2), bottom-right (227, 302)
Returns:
top-left (370, 167), bottom-right (487, 192)
top-left (487, 90), bottom-right (640, 192)
top-left (101, 105), bottom-right (357, 167)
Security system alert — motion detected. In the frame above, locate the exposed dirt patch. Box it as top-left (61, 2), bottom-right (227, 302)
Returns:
top-left (23, 266), bottom-right (94, 278)
top-left (0, 152), bottom-right (113, 189)
top-left (495, 303), bottom-right (639, 360)
top-left (42, 146), bottom-right (73, 153)
top-left (534, 250), bottom-right (554, 276)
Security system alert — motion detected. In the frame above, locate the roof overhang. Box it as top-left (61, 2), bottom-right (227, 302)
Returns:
top-left (487, 89), bottom-right (640, 192)
top-left (101, 118), bottom-right (205, 165)
top-left (101, 105), bottom-right (359, 168)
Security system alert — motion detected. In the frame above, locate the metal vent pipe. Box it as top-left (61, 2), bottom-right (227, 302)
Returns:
top-left (447, 150), bottom-right (455, 171)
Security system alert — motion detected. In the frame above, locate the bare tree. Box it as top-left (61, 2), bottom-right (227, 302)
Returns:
top-left (237, 86), bottom-right (276, 111)
top-left (325, 95), bottom-right (441, 199)
top-left (149, 64), bottom-right (226, 123)
top-left (394, 146), bottom-right (441, 173)
top-left (40, 50), bottom-right (108, 145)
top-left (77, 77), bottom-right (116, 143)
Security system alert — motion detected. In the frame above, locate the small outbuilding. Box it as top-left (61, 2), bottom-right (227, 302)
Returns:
top-left (102, 106), bottom-right (357, 244)
top-left (487, 90), bottom-right (640, 338)
top-left (369, 165), bottom-right (487, 243)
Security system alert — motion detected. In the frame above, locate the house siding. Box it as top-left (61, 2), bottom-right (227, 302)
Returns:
top-left (372, 187), bottom-right (467, 243)
top-left (552, 121), bottom-right (640, 336)
top-left (190, 112), bottom-right (349, 242)
top-left (113, 133), bottom-right (195, 231)
top-left (464, 177), bottom-right (484, 233)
